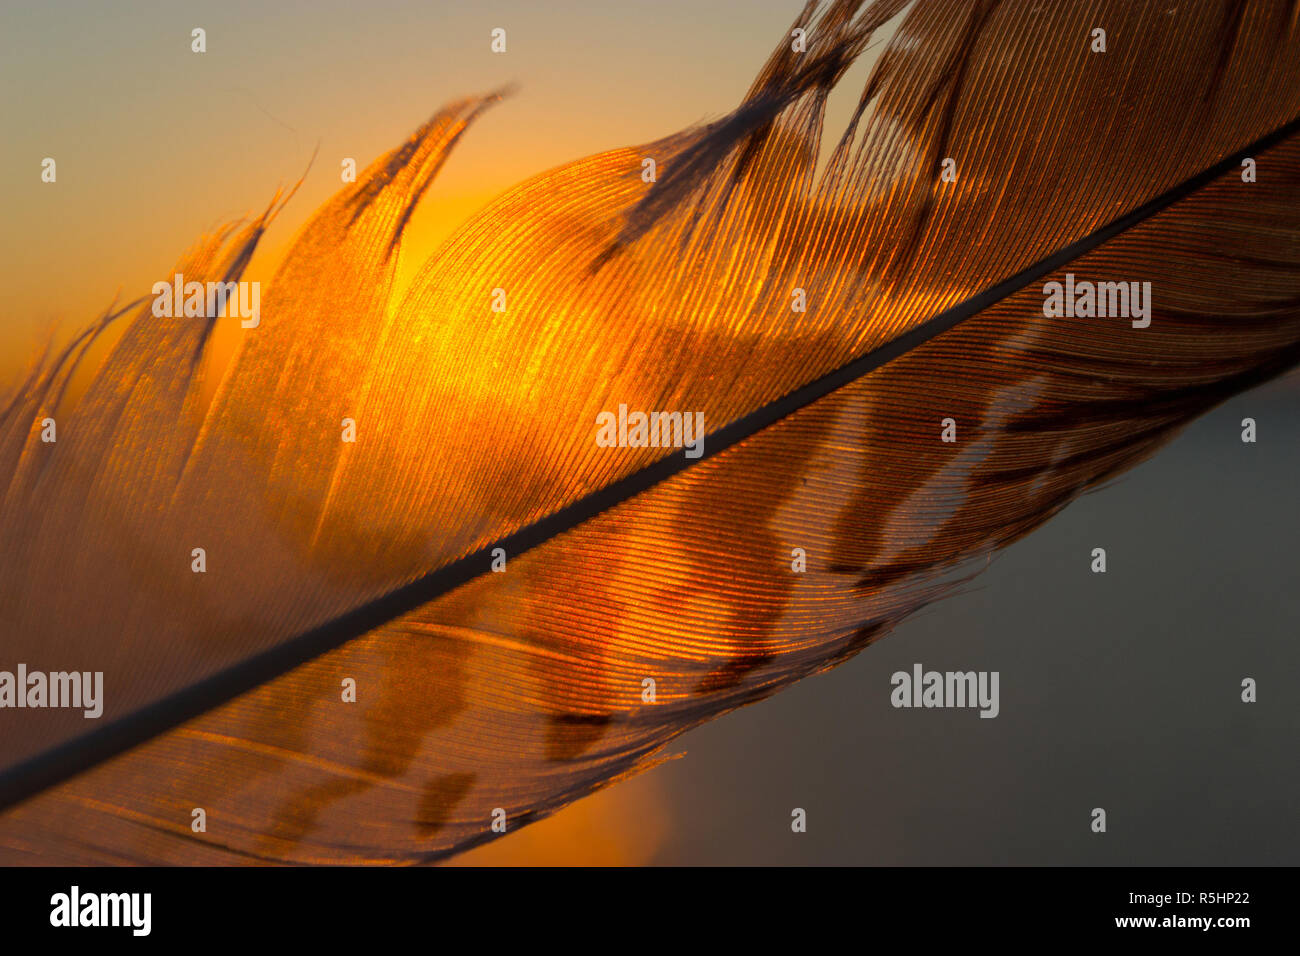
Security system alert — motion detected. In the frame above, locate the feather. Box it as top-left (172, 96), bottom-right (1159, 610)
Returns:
top-left (1, 0), bottom-right (1299, 863)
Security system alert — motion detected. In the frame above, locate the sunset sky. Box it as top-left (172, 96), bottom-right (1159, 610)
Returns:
top-left (2, 1), bottom-right (871, 359)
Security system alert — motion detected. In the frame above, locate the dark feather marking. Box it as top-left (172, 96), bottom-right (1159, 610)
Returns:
top-left (695, 652), bottom-right (779, 695)
top-left (1003, 342), bottom-right (1300, 434)
top-left (545, 714), bottom-right (615, 762)
top-left (416, 772), bottom-right (476, 838)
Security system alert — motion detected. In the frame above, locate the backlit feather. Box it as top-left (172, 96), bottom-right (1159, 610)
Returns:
top-left (1, 0), bottom-right (1298, 862)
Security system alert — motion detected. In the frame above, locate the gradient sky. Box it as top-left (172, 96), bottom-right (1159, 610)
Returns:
top-left (2, 1), bottom-right (871, 349)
